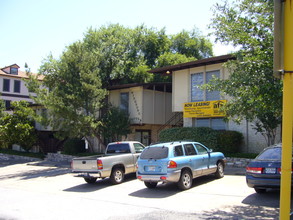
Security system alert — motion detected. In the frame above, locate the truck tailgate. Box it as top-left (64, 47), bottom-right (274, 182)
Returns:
top-left (72, 155), bottom-right (103, 171)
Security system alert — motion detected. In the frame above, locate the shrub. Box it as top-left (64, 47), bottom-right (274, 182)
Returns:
top-left (62, 138), bottom-right (86, 155)
top-left (216, 130), bottom-right (243, 153)
top-left (159, 127), bottom-right (218, 150)
top-left (159, 127), bottom-right (243, 154)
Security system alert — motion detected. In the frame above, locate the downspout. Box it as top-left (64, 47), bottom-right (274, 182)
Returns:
top-left (246, 119), bottom-right (249, 153)
top-left (153, 85), bottom-right (156, 124)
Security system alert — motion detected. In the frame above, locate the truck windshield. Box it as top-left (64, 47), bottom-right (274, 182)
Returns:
top-left (140, 147), bottom-right (168, 159)
top-left (107, 144), bottom-right (131, 153)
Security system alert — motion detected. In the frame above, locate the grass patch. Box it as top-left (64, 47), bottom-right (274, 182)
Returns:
top-left (0, 148), bottom-right (45, 159)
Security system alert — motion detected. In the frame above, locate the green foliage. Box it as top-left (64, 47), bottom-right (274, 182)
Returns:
top-left (27, 43), bottom-right (108, 151)
top-left (100, 105), bottom-right (131, 143)
top-left (170, 28), bottom-right (213, 59)
top-left (62, 138), bottom-right (86, 155)
top-left (159, 127), bottom-right (218, 150)
top-left (207, 0), bottom-right (282, 146)
top-left (155, 52), bottom-right (195, 68)
top-left (0, 101), bottom-right (37, 151)
top-left (216, 130), bottom-right (243, 153)
top-left (26, 24), bottom-right (213, 150)
top-left (159, 127), bottom-right (243, 154)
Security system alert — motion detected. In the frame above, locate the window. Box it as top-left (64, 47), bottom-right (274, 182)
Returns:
top-left (211, 118), bottom-right (226, 130)
top-left (195, 144), bottom-right (208, 155)
top-left (134, 143), bottom-right (145, 153)
top-left (257, 147), bottom-right (282, 160)
top-left (191, 73), bottom-right (204, 102)
top-left (14, 80), bottom-right (21, 93)
top-left (120, 92), bottom-right (129, 113)
top-left (140, 146), bottom-right (169, 159)
top-left (184, 144), bottom-right (197, 156)
top-left (191, 70), bottom-right (220, 101)
top-left (4, 100), bottom-right (11, 110)
top-left (193, 118), bottom-right (226, 130)
top-left (106, 143), bottom-right (131, 154)
top-left (135, 130), bottom-right (150, 146)
top-left (174, 145), bottom-right (184, 157)
top-left (3, 79), bottom-right (10, 92)
top-left (206, 70), bottom-right (220, 101)
top-left (10, 67), bottom-right (18, 75)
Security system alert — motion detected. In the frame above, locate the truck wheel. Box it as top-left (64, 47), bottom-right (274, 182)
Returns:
top-left (110, 167), bottom-right (124, 184)
top-left (177, 170), bottom-right (192, 190)
top-left (144, 181), bottom-right (158, 189)
top-left (84, 177), bottom-right (97, 184)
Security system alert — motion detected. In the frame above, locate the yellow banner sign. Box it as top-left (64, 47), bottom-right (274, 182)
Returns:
top-left (183, 100), bottom-right (227, 118)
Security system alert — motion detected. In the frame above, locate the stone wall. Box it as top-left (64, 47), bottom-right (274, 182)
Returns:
top-left (45, 153), bottom-right (75, 163)
top-left (0, 153), bottom-right (40, 162)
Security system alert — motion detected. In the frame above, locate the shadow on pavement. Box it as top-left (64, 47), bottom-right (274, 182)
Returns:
top-left (225, 166), bottom-right (246, 176)
top-left (199, 205), bottom-right (279, 220)
top-left (130, 175), bottom-right (218, 198)
top-left (63, 173), bottom-right (137, 193)
top-left (0, 166), bottom-right (70, 181)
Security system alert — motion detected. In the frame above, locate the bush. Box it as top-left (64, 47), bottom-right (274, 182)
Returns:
top-left (216, 130), bottom-right (243, 153)
top-left (159, 127), bottom-right (218, 150)
top-left (159, 127), bottom-right (243, 154)
top-left (62, 138), bottom-right (86, 155)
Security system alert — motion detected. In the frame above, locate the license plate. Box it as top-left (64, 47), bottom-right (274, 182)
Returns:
top-left (265, 168), bottom-right (276, 174)
top-left (147, 166), bottom-right (156, 172)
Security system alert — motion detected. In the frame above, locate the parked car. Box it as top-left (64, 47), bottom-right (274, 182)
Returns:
top-left (136, 141), bottom-right (226, 190)
top-left (71, 141), bottom-right (145, 184)
top-left (246, 143), bottom-right (293, 193)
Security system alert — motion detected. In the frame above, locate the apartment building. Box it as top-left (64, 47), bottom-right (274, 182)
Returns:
top-left (149, 55), bottom-right (281, 153)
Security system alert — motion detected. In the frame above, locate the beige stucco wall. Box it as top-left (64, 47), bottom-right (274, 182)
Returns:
top-left (172, 62), bottom-right (281, 153)
top-left (108, 87), bottom-right (143, 124)
top-left (109, 86), bottom-right (174, 125)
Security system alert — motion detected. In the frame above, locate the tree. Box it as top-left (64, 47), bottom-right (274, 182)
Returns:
top-left (28, 42), bottom-right (108, 152)
top-left (29, 24), bottom-right (213, 151)
top-left (0, 101), bottom-right (37, 151)
top-left (100, 105), bottom-right (131, 142)
top-left (207, 0), bottom-right (282, 146)
top-left (170, 28), bottom-right (213, 59)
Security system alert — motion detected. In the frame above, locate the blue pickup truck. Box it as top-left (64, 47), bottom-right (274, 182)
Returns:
top-left (136, 141), bottom-right (226, 190)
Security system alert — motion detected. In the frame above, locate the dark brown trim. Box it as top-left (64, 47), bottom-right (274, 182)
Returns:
top-left (108, 82), bottom-right (172, 90)
top-left (1, 93), bottom-right (33, 99)
top-left (149, 54), bottom-right (235, 74)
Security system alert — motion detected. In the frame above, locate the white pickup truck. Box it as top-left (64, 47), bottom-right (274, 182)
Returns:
top-left (71, 141), bottom-right (145, 184)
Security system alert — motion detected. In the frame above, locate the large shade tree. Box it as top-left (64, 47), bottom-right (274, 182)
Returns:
top-left (28, 24), bottom-right (213, 151)
top-left (207, 0), bottom-right (282, 146)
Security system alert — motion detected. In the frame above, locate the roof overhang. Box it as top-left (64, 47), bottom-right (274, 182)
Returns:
top-left (149, 54), bottom-right (235, 74)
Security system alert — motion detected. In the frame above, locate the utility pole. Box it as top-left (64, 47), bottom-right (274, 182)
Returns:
top-left (277, 0), bottom-right (293, 219)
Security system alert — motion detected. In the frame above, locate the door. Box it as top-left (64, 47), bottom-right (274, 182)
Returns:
top-left (194, 143), bottom-right (211, 175)
top-left (135, 130), bottom-right (151, 146)
top-left (183, 144), bottom-right (202, 177)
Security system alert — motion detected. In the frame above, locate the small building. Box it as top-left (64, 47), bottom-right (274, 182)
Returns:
top-left (108, 83), bottom-right (182, 146)
top-left (149, 55), bottom-right (281, 153)
top-left (0, 64), bottom-right (36, 109)
top-left (0, 64), bottom-right (61, 153)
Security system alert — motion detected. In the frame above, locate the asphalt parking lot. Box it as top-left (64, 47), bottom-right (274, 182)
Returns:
top-left (0, 155), bottom-right (287, 220)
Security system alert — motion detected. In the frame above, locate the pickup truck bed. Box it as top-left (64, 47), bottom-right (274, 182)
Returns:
top-left (71, 141), bottom-right (145, 184)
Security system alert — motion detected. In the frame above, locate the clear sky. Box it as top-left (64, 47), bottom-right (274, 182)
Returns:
top-left (0, 0), bottom-right (235, 73)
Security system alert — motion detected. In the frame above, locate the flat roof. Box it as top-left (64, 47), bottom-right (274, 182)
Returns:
top-left (149, 54), bottom-right (235, 74)
top-left (108, 82), bottom-right (172, 92)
